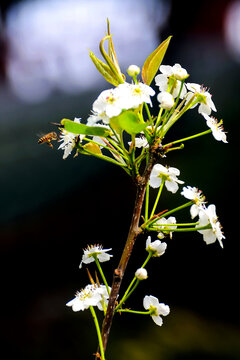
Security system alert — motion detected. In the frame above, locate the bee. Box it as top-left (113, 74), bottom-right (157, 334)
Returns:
top-left (38, 132), bottom-right (58, 149)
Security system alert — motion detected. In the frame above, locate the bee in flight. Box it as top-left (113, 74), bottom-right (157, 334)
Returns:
top-left (38, 132), bottom-right (58, 149)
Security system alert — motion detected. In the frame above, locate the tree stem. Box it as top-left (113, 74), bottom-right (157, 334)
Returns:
top-left (100, 152), bottom-right (156, 353)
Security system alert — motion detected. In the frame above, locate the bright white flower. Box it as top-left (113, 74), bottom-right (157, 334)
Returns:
top-left (93, 88), bottom-right (123, 118)
top-left (146, 236), bottom-right (167, 257)
top-left (128, 134), bottom-right (149, 148)
top-left (157, 91), bottom-right (174, 109)
top-left (149, 164), bottom-right (184, 193)
top-left (186, 83), bottom-right (216, 116)
top-left (197, 204), bottom-right (225, 248)
top-left (58, 118), bottom-right (83, 159)
top-left (79, 244), bottom-right (113, 269)
top-left (95, 285), bottom-right (111, 311)
top-left (135, 268), bottom-right (148, 280)
top-left (155, 216), bottom-right (177, 239)
top-left (155, 64), bottom-right (187, 98)
top-left (87, 110), bottom-right (110, 125)
top-left (181, 186), bottom-right (206, 219)
top-left (118, 82), bottom-right (155, 108)
top-left (202, 114), bottom-right (228, 143)
top-left (143, 295), bottom-right (170, 326)
top-left (66, 284), bottom-right (110, 312)
top-left (127, 65), bottom-right (140, 77)
top-left (171, 63), bottom-right (189, 80)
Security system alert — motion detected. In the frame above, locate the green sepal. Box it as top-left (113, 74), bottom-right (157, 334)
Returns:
top-left (110, 111), bottom-right (149, 135)
top-left (89, 51), bottom-right (120, 86)
top-left (61, 119), bottom-right (112, 137)
top-left (141, 36), bottom-right (172, 86)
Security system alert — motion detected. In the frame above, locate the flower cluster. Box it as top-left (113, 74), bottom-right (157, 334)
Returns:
top-left (181, 186), bottom-right (225, 247)
top-left (66, 242), bottom-right (170, 327)
top-left (155, 64), bottom-right (227, 143)
top-left (87, 82), bottom-right (155, 126)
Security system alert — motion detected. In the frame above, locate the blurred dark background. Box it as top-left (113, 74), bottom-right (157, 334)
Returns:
top-left (0, 0), bottom-right (239, 359)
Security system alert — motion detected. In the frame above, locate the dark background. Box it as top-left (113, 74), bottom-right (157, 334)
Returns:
top-left (0, 0), bottom-right (239, 359)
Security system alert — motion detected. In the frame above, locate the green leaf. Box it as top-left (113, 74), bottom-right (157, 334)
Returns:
top-left (61, 119), bottom-right (112, 137)
top-left (110, 111), bottom-right (148, 135)
top-left (89, 50), bottom-right (120, 86)
top-left (141, 36), bottom-right (172, 86)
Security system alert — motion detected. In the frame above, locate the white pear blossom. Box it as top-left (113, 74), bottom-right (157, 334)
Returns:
top-left (202, 113), bottom-right (228, 143)
top-left (117, 82), bottom-right (155, 108)
top-left (155, 64), bottom-right (187, 98)
top-left (135, 268), bottom-right (148, 280)
top-left (149, 164), bottom-right (184, 193)
top-left (87, 110), bottom-right (110, 125)
top-left (79, 244), bottom-right (113, 269)
top-left (145, 236), bottom-right (167, 257)
top-left (95, 285), bottom-right (112, 311)
top-left (58, 117), bottom-right (83, 159)
top-left (66, 284), bottom-right (110, 312)
top-left (92, 88), bottom-right (123, 119)
top-left (197, 204), bottom-right (225, 248)
top-left (155, 216), bottom-right (177, 239)
top-left (181, 186), bottom-right (206, 219)
top-left (128, 133), bottom-right (149, 148)
top-left (157, 91), bottom-right (174, 109)
top-left (143, 295), bottom-right (170, 326)
top-left (171, 63), bottom-right (189, 80)
top-left (186, 83), bottom-right (216, 116)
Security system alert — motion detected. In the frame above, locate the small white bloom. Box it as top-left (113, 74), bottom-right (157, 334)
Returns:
top-left (155, 216), bottom-right (177, 239)
top-left (143, 295), bottom-right (170, 326)
top-left (146, 236), bottom-right (167, 257)
top-left (96, 285), bottom-right (112, 311)
top-left (118, 82), bottom-right (155, 108)
top-left (58, 118), bottom-right (83, 159)
top-left (202, 114), bottom-right (228, 143)
top-left (155, 64), bottom-right (187, 98)
top-left (135, 268), bottom-right (148, 280)
top-left (87, 111), bottom-right (110, 126)
top-left (186, 83), bottom-right (216, 116)
top-left (172, 63), bottom-right (189, 80)
top-left (66, 284), bottom-right (109, 312)
top-left (157, 91), bottom-right (174, 109)
top-left (181, 186), bottom-right (206, 219)
top-left (197, 204), bottom-right (225, 248)
top-left (128, 134), bottom-right (149, 148)
top-left (127, 65), bottom-right (140, 77)
top-left (79, 244), bottom-right (113, 269)
top-left (93, 88), bottom-right (123, 118)
top-left (149, 164), bottom-right (184, 193)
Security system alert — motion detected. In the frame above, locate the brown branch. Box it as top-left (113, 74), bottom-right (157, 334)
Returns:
top-left (101, 151), bottom-right (157, 353)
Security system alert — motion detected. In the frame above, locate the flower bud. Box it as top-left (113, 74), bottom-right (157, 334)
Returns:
top-left (173, 64), bottom-right (189, 80)
top-left (127, 65), bottom-right (140, 77)
top-left (157, 91), bottom-right (174, 110)
top-left (135, 268), bottom-right (148, 280)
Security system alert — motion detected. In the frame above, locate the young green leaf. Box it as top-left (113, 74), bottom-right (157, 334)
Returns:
top-left (142, 36), bottom-right (172, 86)
top-left (61, 119), bottom-right (112, 137)
top-left (110, 111), bottom-right (149, 135)
top-left (89, 51), bottom-right (120, 86)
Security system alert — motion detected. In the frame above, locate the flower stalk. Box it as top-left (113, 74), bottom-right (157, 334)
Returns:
top-left (90, 306), bottom-right (106, 360)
